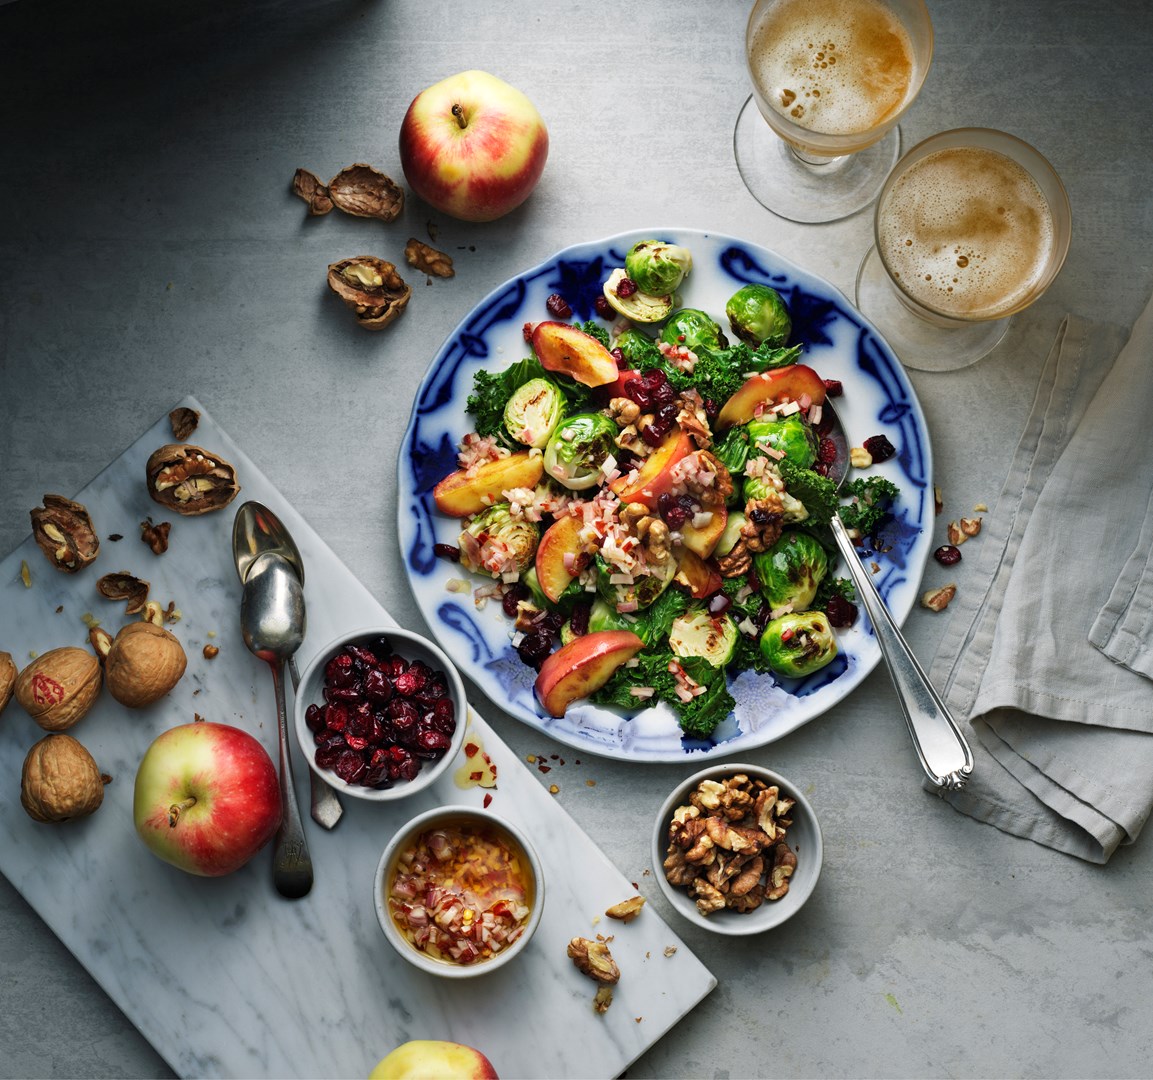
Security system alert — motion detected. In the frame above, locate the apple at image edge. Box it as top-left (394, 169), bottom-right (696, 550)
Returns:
top-left (133, 721), bottom-right (281, 877)
top-left (398, 69), bottom-right (549, 223)
top-left (369, 1039), bottom-right (499, 1080)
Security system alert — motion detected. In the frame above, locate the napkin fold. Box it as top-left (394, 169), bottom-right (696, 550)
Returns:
top-left (928, 291), bottom-right (1153, 863)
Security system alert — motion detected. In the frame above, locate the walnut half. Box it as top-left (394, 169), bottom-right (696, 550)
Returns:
top-left (30, 494), bottom-right (100, 573)
top-left (146, 444), bottom-right (240, 516)
top-left (327, 256), bottom-right (412, 331)
top-left (567, 937), bottom-right (620, 985)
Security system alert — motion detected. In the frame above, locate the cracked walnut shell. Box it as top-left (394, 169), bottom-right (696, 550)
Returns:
top-left (327, 256), bottom-right (412, 330)
top-left (21, 734), bottom-right (109, 823)
top-left (103, 621), bottom-right (187, 708)
top-left (30, 494), bottom-right (100, 573)
top-left (15, 647), bottom-right (102, 731)
top-left (146, 444), bottom-right (240, 516)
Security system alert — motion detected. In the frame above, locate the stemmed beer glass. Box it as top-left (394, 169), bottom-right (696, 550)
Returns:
top-left (855, 128), bottom-right (1073, 371)
top-left (735, 0), bottom-right (934, 224)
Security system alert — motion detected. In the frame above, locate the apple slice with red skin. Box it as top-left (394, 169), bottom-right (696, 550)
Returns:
top-left (606, 366), bottom-right (642, 399)
top-left (535, 513), bottom-right (587, 603)
top-left (679, 503), bottom-right (728, 559)
top-left (675, 548), bottom-right (723, 600)
top-left (433, 451), bottom-right (544, 517)
top-left (715, 364), bottom-right (827, 429)
top-left (534, 630), bottom-right (645, 718)
top-left (531, 322), bottom-right (619, 387)
top-left (610, 428), bottom-right (693, 510)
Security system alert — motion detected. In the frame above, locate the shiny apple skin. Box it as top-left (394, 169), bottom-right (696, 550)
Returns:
top-left (399, 70), bottom-right (549, 223)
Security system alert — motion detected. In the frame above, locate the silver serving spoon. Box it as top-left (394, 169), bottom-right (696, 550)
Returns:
top-left (232, 501), bottom-right (343, 830)
top-left (823, 401), bottom-right (974, 790)
top-left (240, 551), bottom-right (314, 898)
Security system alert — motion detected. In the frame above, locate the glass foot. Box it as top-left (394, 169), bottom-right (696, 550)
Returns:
top-left (733, 96), bottom-right (900, 224)
top-left (855, 246), bottom-right (1011, 372)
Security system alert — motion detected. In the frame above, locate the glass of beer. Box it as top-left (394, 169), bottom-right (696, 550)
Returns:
top-left (736, 0), bottom-right (933, 224)
top-left (855, 128), bottom-right (1072, 371)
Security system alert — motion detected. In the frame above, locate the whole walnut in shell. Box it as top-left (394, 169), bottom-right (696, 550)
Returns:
top-left (21, 734), bottom-right (109, 823)
top-left (104, 622), bottom-right (187, 708)
top-left (0, 651), bottom-right (16, 717)
top-left (15, 647), bottom-right (102, 731)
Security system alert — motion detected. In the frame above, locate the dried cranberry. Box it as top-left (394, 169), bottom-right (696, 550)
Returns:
top-left (517, 631), bottom-right (553, 669)
top-left (324, 703), bottom-right (349, 732)
top-left (662, 504), bottom-right (689, 529)
top-left (315, 742), bottom-right (343, 771)
top-left (367, 636), bottom-right (394, 663)
top-left (568, 602), bottom-right (591, 638)
top-left (324, 652), bottom-right (356, 688)
top-left (623, 377), bottom-right (651, 410)
top-left (346, 644), bottom-right (379, 670)
top-left (825, 594), bottom-right (858, 628)
top-left (333, 749), bottom-right (367, 784)
top-left (344, 733), bottom-right (369, 751)
top-left (433, 543), bottom-right (461, 562)
top-left (304, 703), bottom-right (325, 733)
top-left (863, 434), bottom-right (896, 462)
top-left (363, 667), bottom-right (393, 704)
top-left (616, 277), bottom-right (638, 298)
top-left (394, 667), bottom-right (427, 696)
top-left (641, 420), bottom-right (668, 447)
top-left (388, 698), bottom-right (419, 728)
top-left (934, 544), bottom-right (962, 566)
top-left (546, 293), bottom-right (572, 318)
top-left (325, 685), bottom-right (360, 703)
top-left (363, 766), bottom-right (390, 788)
top-left (416, 728), bottom-right (453, 754)
top-left (651, 380), bottom-right (676, 406)
top-left (502, 582), bottom-right (530, 618)
top-left (594, 295), bottom-right (614, 319)
top-left (817, 438), bottom-right (838, 465)
top-left (823, 378), bottom-right (844, 397)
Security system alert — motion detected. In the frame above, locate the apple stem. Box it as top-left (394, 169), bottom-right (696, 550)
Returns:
top-left (167, 796), bottom-right (197, 828)
top-left (451, 103), bottom-right (468, 130)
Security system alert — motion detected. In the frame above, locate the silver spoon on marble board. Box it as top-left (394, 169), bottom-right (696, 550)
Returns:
top-left (232, 501), bottom-right (343, 830)
top-left (240, 551), bottom-right (314, 898)
top-left (822, 400), bottom-right (974, 790)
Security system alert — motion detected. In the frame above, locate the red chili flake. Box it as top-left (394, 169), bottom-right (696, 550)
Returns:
top-left (538, 764), bottom-right (552, 773)
top-left (470, 771), bottom-right (484, 781)
top-left (483, 793), bottom-right (493, 808)
top-left (465, 742), bottom-right (480, 757)
top-left (780, 628), bottom-right (795, 642)
top-left (616, 277), bottom-right (638, 298)
top-left (546, 293), bottom-right (572, 318)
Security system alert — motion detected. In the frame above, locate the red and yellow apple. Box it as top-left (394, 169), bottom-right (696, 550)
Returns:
top-left (535, 514), bottom-right (586, 603)
top-left (610, 428), bottom-right (693, 509)
top-left (531, 322), bottom-right (619, 387)
top-left (433, 451), bottom-right (544, 517)
top-left (398, 70), bottom-right (549, 223)
top-left (369, 1040), bottom-right (498, 1080)
top-left (534, 630), bottom-right (645, 717)
top-left (133, 721), bottom-right (280, 877)
top-left (715, 364), bottom-right (827, 429)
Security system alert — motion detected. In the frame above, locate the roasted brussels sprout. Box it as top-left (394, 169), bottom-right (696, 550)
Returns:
top-left (602, 268), bottom-right (674, 323)
top-left (503, 377), bottom-right (564, 448)
top-left (459, 504), bottom-right (541, 577)
top-left (740, 472), bottom-right (807, 522)
top-left (624, 240), bottom-right (693, 296)
top-left (759, 610), bottom-right (838, 677)
top-left (660, 308), bottom-right (727, 352)
top-left (613, 326), bottom-right (658, 366)
top-left (595, 554), bottom-right (676, 612)
top-left (521, 564), bottom-right (549, 609)
top-left (751, 530), bottom-right (828, 610)
top-left (747, 414), bottom-right (818, 469)
top-left (543, 412), bottom-right (619, 490)
top-left (668, 609), bottom-right (739, 667)
top-left (725, 283), bottom-right (791, 347)
top-left (588, 597), bottom-right (638, 635)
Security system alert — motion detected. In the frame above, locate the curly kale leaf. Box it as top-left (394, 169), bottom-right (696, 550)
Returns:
top-left (591, 650), bottom-right (677, 710)
top-left (676, 657), bottom-right (736, 740)
top-left (778, 457), bottom-right (840, 526)
top-left (577, 320), bottom-right (611, 348)
top-left (839, 476), bottom-right (901, 534)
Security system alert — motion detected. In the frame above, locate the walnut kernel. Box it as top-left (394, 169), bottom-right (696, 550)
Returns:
top-left (405, 238), bottom-right (455, 278)
top-left (14, 647), bottom-right (102, 731)
top-left (567, 937), bottom-right (620, 985)
top-left (21, 734), bottom-right (109, 823)
top-left (605, 895), bottom-right (646, 923)
top-left (921, 584), bottom-right (957, 612)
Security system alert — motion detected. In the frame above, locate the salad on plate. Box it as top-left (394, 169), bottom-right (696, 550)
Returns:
top-left (428, 238), bottom-right (903, 742)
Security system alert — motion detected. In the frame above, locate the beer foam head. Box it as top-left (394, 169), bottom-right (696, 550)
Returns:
top-left (878, 146), bottom-right (1056, 320)
top-left (749, 0), bottom-right (916, 135)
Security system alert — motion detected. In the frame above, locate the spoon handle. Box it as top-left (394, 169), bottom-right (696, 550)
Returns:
top-left (288, 657), bottom-right (344, 830)
top-left (830, 514), bottom-right (974, 790)
top-left (269, 659), bottom-right (314, 898)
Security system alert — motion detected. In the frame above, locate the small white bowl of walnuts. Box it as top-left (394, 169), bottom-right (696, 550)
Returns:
top-left (651, 762), bottom-right (823, 935)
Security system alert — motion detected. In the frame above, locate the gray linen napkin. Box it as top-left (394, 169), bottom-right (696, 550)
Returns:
top-left (928, 292), bottom-right (1153, 863)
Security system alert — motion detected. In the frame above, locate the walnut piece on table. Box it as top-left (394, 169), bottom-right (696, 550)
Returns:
top-left (405, 238), bottom-right (455, 278)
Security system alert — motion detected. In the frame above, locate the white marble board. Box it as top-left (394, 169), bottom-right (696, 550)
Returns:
top-left (0, 399), bottom-right (716, 1079)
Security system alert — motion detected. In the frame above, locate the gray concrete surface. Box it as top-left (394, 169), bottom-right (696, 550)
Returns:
top-left (2, 1), bottom-right (1153, 1077)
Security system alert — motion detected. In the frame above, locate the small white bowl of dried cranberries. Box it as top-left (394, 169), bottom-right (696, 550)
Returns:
top-left (374, 804), bottom-right (544, 978)
top-left (293, 625), bottom-right (468, 803)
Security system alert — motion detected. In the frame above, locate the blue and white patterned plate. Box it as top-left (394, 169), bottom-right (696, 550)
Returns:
top-left (398, 229), bottom-right (932, 762)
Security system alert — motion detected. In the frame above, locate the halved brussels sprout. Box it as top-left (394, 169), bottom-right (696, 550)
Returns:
top-left (459, 504), bottom-right (541, 577)
top-left (660, 308), bottom-right (727, 352)
top-left (624, 240), bottom-right (693, 296)
top-left (759, 610), bottom-right (838, 677)
top-left (521, 564), bottom-right (549, 609)
top-left (602, 268), bottom-right (674, 323)
top-left (668, 609), bottom-right (739, 667)
top-left (543, 412), bottom-right (619, 490)
top-left (595, 554), bottom-right (677, 612)
top-left (613, 326), bottom-right (658, 366)
top-left (751, 530), bottom-right (828, 610)
top-left (725, 283), bottom-right (791, 347)
top-left (741, 469), bottom-right (809, 522)
top-left (588, 596), bottom-right (639, 635)
top-left (747, 414), bottom-right (818, 469)
top-left (503, 377), bottom-right (565, 448)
